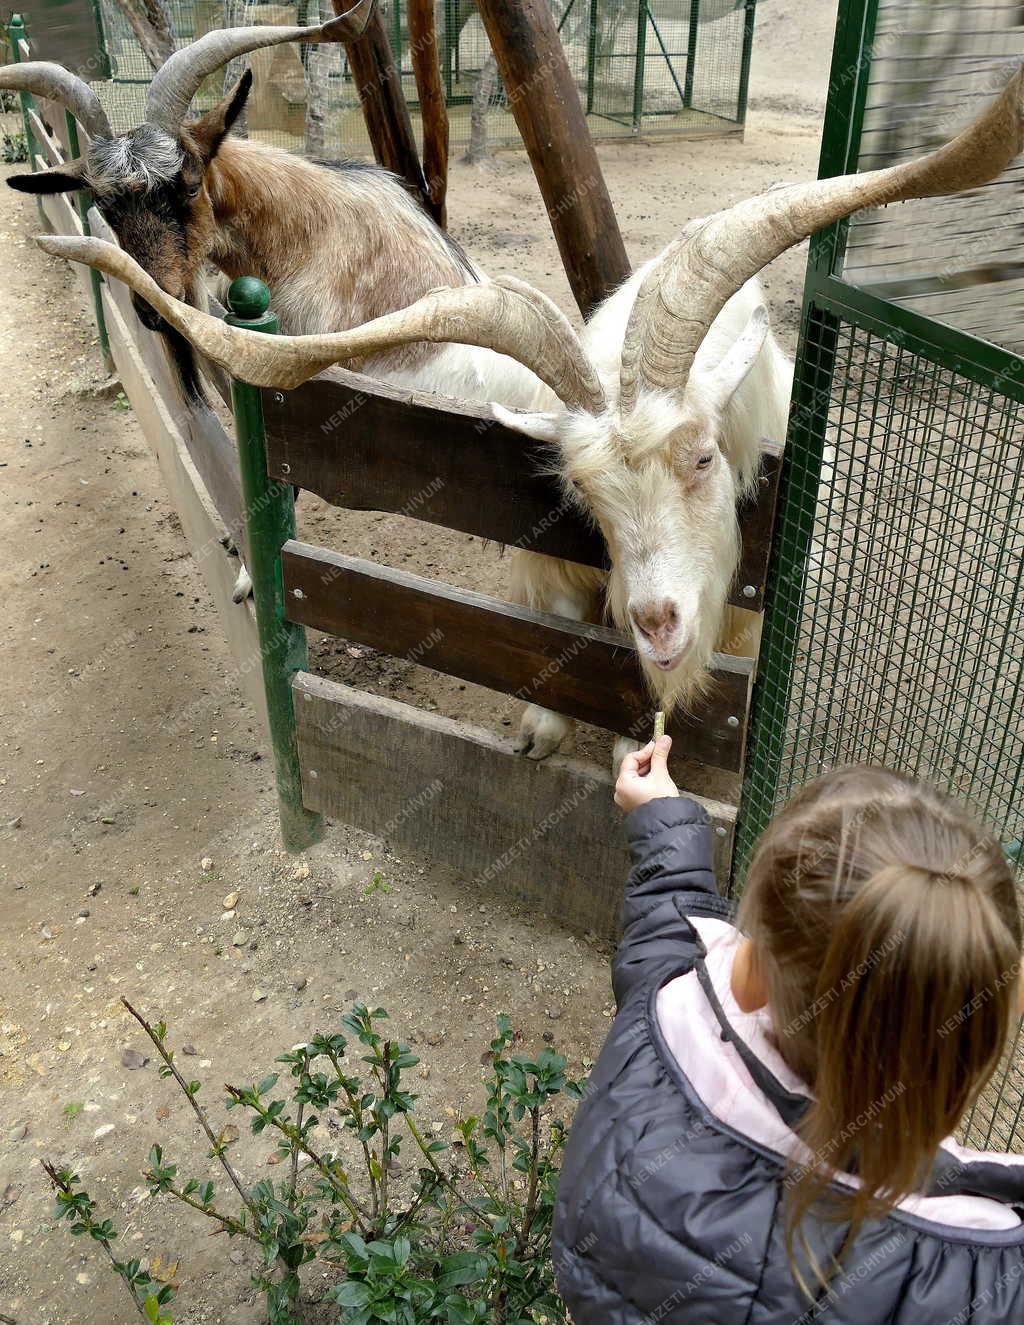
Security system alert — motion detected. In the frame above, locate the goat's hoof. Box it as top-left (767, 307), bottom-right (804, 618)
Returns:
top-left (514, 706), bottom-right (572, 760)
top-left (613, 737), bottom-right (642, 775)
top-left (231, 565), bottom-right (254, 603)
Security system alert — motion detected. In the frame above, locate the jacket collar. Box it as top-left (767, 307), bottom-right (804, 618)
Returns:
top-left (686, 912), bottom-right (1024, 1211)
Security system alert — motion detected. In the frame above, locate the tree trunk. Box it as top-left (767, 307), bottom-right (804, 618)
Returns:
top-left (116, 0), bottom-right (176, 71)
top-left (407, 0), bottom-right (448, 225)
top-left (304, 0), bottom-right (331, 156)
top-left (332, 0), bottom-right (431, 213)
top-left (221, 0), bottom-right (250, 136)
top-left (463, 53), bottom-right (497, 164)
top-left (473, 0), bottom-right (630, 317)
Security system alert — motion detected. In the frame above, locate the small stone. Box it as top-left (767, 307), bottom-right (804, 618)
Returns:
top-left (182, 1043), bottom-right (198, 1056)
top-left (545, 1007), bottom-right (563, 1021)
top-left (201, 857), bottom-right (214, 871)
top-left (293, 973), bottom-right (308, 991)
top-left (76, 1272), bottom-right (92, 1285)
top-left (252, 988), bottom-right (267, 1003)
top-left (292, 862), bottom-right (310, 880)
top-left (233, 929), bottom-right (249, 947)
top-left (77, 908), bottom-right (90, 919)
top-left (57, 1040), bottom-right (71, 1052)
top-left (229, 1248), bottom-right (246, 1265)
top-left (93, 1123), bottom-right (115, 1140)
top-left (8, 1123), bottom-right (28, 1143)
top-left (221, 909), bottom-right (236, 922)
top-left (223, 891), bottom-right (240, 910)
top-left (87, 882), bottom-right (101, 897)
top-left (121, 1049), bottom-right (148, 1070)
top-left (7, 816), bottom-right (21, 829)
top-left (40, 926), bottom-right (55, 941)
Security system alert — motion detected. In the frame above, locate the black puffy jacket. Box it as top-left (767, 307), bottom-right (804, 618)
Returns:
top-left (552, 798), bottom-right (1024, 1323)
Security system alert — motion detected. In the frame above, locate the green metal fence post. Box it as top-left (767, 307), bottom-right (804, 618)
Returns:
top-left (89, 0), bottom-right (113, 80)
top-left (64, 109), bottom-right (112, 370)
top-left (630, 0), bottom-right (648, 133)
top-left (226, 277), bottom-right (324, 854)
top-left (733, 0), bottom-right (880, 883)
top-left (7, 14), bottom-right (44, 224)
top-left (585, 0), bottom-right (598, 114)
top-left (736, 0), bottom-right (757, 125)
top-left (682, 0), bottom-right (700, 109)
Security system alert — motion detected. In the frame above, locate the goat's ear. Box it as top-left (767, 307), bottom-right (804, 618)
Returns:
top-left (490, 403), bottom-right (562, 443)
top-left (7, 160), bottom-right (87, 194)
top-left (697, 305), bottom-right (769, 410)
top-left (188, 70), bottom-right (253, 163)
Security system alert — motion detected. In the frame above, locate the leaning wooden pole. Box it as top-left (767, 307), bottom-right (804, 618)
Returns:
top-left (334, 0), bottom-right (431, 214)
top-left (474, 0), bottom-right (630, 318)
top-left (407, 0), bottom-right (449, 228)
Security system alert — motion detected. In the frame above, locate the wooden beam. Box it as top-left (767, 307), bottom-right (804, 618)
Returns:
top-left (101, 285), bottom-right (268, 733)
top-left (293, 673), bottom-right (736, 939)
top-left (335, 0), bottom-right (431, 213)
top-left (283, 543), bottom-right (753, 772)
top-left (262, 369), bottom-right (784, 611)
top-left (407, 0), bottom-right (448, 228)
top-left (473, 0), bottom-right (630, 317)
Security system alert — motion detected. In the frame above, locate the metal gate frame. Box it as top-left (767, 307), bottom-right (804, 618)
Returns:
top-left (737, 0), bottom-right (1024, 879)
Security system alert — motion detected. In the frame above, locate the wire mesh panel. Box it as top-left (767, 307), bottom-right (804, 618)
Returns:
top-left (86, 0), bottom-right (755, 154)
top-left (738, 0), bottom-right (1024, 1153)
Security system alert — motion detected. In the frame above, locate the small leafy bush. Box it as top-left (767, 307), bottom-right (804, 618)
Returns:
top-left (44, 999), bottom-right (586, 1324)
top-left (2, 128), bottom-right (28, 163)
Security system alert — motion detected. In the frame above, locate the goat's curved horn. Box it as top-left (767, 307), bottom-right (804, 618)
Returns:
top-left (619, 64), bottom-right (1024, 411)
top-left (36, 234), bottom-right (607, 413)
top-left (146, 0), bottom-right (375, 134)
top-left (0, 62), bottom-right (112, 141)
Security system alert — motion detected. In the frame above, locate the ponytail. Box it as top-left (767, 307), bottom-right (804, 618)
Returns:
top-left (739, 768), bottom-right (1021, 1292)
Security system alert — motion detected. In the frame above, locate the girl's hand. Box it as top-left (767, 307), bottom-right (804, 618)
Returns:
top-left (614, 736), bottom-right (679, 812)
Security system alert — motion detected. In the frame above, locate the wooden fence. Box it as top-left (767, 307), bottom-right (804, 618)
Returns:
top-left (12, 55), bottom-right (782, 939)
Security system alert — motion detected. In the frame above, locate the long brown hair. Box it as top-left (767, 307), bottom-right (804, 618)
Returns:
top-left (739, 766), bottom-right (1021, 1283)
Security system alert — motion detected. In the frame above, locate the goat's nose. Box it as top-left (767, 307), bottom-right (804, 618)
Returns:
top-left (630, 598), bottom-right (680, 642)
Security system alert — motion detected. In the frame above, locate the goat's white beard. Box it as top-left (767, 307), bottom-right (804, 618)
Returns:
top-left (603, 519), bottom-right (740, 718)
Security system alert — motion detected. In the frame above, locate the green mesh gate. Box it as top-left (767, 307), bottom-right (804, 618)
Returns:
top-left (82, 0), bottom-right (755, 152)
top-left (736, 0), bottom-right (1024, 1151)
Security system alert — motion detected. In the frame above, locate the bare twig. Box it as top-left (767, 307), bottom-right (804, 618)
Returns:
top-left (121, 999), bottom-right (256, 1217)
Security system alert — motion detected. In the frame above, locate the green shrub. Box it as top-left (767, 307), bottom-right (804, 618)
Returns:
top-left (44, 999), bottom-right (586, 1324)
top-left (2, 129), bottom-right (28, 163)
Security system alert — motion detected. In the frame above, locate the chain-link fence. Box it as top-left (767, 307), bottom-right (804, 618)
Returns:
top-left (83, 0), bottom-right (755, 155)
top-left (737, 0), bottom-right (1024, 1152)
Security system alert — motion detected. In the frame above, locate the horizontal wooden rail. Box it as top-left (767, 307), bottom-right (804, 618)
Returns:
top-left (283, 541), bottom-right (752, 772)
top-left (293, 674), bottom-right (736, 938)
top-left (263, 372), bottom-right (783, 611)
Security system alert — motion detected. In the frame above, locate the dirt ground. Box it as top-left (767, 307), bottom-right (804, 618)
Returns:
top-left (0, 4), bottom-right (838, 1321)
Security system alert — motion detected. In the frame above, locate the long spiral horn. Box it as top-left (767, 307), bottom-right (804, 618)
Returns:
top-left (0, 62), bottom-right (112, 141)
top-left (145, 0), bottom-right (375, 135)
top-left (36, 233), bottom-right (607, 413)
top-left (619, 64), bottom-right (1024, 412)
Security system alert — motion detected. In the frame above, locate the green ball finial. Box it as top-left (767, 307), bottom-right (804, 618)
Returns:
top-left (227, 276), bottom-right (271, 321)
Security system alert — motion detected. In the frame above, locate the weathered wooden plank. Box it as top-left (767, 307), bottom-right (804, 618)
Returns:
top-left (263, 370), bottom-right (782, 610)
top-left (27, 106), bottom-right (64, 166)
top-left (101, 285), bottom-right (268, 733)
top-left (283, 543), bottom-right (752, 772)
top-left (293, 673), bottom-right (735, 939)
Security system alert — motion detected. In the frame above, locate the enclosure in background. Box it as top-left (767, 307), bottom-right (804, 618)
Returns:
top-left (13, 0), bottom-right (756, 153)
top-left (737, 0), bottom-right (1024, 1152)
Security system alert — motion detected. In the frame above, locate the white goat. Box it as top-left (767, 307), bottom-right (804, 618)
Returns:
top-left (34, 66), bottom-right (1024, 767)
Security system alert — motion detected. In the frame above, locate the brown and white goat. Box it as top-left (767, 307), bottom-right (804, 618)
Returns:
top-left (1, 4), bottom-right (519, 400)
top-left (38, 63), bottom-right (1024, 768)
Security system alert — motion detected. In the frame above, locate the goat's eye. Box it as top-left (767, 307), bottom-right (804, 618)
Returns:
top-left (696, 452), bottom-right (714, 470)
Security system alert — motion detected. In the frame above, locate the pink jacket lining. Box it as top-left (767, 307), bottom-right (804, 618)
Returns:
top-left (655, 914), bottom-right (1024, 1232)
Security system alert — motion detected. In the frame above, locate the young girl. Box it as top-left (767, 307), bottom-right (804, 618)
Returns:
top-left (552, 739), bottom-right (1024, 1322)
